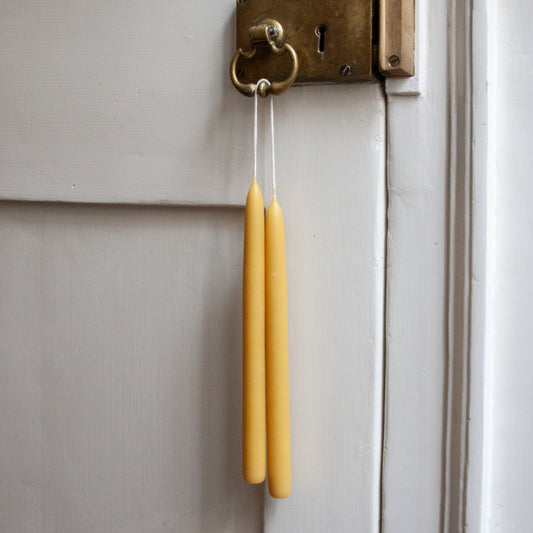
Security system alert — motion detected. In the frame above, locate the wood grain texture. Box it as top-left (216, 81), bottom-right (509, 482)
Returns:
top-left (0, 203), bottom-right (263, 533)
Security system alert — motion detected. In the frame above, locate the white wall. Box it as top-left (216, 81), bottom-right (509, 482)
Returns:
top-left (485, 1), bottom-right (533, 531)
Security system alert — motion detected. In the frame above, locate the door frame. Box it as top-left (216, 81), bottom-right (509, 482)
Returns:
top-left (382, 0), bottom-right (491, 530)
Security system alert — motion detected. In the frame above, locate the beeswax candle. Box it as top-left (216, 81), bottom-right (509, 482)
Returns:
top-left (265, 197), bottom-right (291, 498)
top-left (242, 177), bottom-right (266, 484)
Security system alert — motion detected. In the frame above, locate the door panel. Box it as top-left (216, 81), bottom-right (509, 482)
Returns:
top-left (0, 203), bottom-right (262, 533)
top-left (0, 1), bottom-right (384, 209)
top-left (265, 88), bottom-right (385, 533)
top-left (0, 0), bottom-right (386, 531)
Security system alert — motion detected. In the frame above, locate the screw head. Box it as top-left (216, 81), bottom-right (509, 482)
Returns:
top-left (340, 64), bottom-right (352, 77)
top-left (388, 54), bottom-right (400, 67)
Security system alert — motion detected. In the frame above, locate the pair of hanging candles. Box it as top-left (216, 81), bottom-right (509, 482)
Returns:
top-left (242, 91), bottom-right (291, 498)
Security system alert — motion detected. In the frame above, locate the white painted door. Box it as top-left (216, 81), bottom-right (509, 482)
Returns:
top-left (0, 1), bottom-right (386, 532)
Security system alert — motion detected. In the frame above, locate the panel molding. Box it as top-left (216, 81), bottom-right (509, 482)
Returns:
top-left (442, 0), bottom-right (491, 531)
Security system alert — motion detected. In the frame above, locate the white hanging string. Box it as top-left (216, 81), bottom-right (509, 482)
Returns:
top-left (269, 96), bottom-right (276, 198)
top-left (252, 80), bottom-right (275, 196)
top-left (253, 79), bottom-right (270, 180)
top-left (253, 87), bottom-right (258, 179)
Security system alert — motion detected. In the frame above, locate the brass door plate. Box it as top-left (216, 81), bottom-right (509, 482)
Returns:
top-left (380, 0), bottom-right (415, 77)
top-left (234, 0), bottom-right (414, 86)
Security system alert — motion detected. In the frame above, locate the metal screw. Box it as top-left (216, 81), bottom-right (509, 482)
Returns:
top-left (340, 64), bottom-right (352, 77)
top-left (388, 54), bottom-right (400, 67)
top-left (268, 26), bottom-right (279, 38)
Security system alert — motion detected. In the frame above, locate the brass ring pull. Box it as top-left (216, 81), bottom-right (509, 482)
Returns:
top-left (230, 43), bottom-right (299, 98)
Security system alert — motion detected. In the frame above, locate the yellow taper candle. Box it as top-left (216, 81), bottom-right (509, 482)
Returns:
top-left (242, 177), bottom-right (266, 484)
top-left (265, 196), bottom-right (291, 498)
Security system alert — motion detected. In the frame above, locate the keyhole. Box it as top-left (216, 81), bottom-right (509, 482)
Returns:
top-left (315, 24), bottom-right (327, 53)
